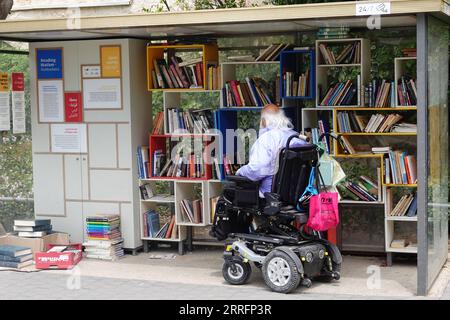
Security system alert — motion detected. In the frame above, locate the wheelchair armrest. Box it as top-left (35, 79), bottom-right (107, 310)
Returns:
top-left (226, 175), bottom-right (260, 189)
top-left (226, 175), bottom-right (253, 183)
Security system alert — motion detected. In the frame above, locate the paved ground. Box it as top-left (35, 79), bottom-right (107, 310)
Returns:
top-left (0, 248), bottom-right (449, 300)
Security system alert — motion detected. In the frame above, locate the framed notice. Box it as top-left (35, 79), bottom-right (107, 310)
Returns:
top-left (65, 92), bottom-right (83, 122)
top-left (82, 78), bottom-right (122, 110)
top-left (38, 80), bottom-right (64, 122)
top-left (51, 123), bottom-right (87, 153)
top-left (0, 92), bottom-right (10, 131)
top-left (36, 48), bottom-right (63, 79)
top-left (0, 72), bottom-right (8, 91)
top-left (100, 45), bottom-right (122, 78)
top-left (82, 65), bottom-right (101, 78)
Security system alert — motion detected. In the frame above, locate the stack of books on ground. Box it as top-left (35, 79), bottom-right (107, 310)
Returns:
top-left (151, 55), bottom-right (211, 89)
top-left (137, 146), bottom-right (150, 179)
top-left (0, 245), bottom-right (33, 269)
top-left (318, 40), bottom-right (360, 64)
top-left (384, 151), bottom-right (417, 185)
top-left (222, 77), bottom-right (273, 107)
top-left (397, 76), bottom-right (417, 106)
top-left (144, 212), bottom-right (177, 239)
top-left (83, 215), bottom-right (124, 261)
top-left (283, 69), bottom-right (310, 97)
top-left (317, 27), bottom-right (350, 39)
top-left (387, 192), bottom-right (417, 217)
top-left (255, 43), bottom-right (291, 61)
top-left (166, 108), bottom-right (214, 133)
top-left (336, 175), bottom-right (380, 202)
top-left (156, 151), bottom-right (209, 178)
top-left (13, 219), bottom-right (52, 238)
top-left (320, 80), bottom-right (357, 106)
top-left (364, 78), bottom-right (394, 107)
top-left (180, 199), bottom-right (203, 224)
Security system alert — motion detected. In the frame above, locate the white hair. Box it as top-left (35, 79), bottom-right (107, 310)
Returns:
top-left (261, 109), bottom-right (293, 130)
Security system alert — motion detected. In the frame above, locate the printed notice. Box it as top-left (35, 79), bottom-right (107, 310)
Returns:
top-left (355, 2), bottom-right (391, 16)
top-left (83, 78), bottom-right (122, 109)
top-left (36, 48), bottom-right (63, 79)
top-left (38, 80), bottom-right (64, 122)
top-left (51, 123), bottom-right (87, 153)
top-left (0, 92), bottom-right (10, 131)
top-left (82, 65), bottom-right (101, 78)
top-left (12, 91), bottom-right (25, 134)
top-left (101, 46), bottom-right (121, 78)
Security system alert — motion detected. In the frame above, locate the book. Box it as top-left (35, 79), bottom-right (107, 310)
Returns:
top-left (14, 219), bottom-right (51, 227)
top-left (13, 224), bottom-right (52, 232)
top-left (0, 260), bottom-right (33, 269)
top-left (0, 245), bottom-right (32, 257)
top-left (391, 239), bottom-right (408, 248)
top-left (18, 231), bottom-right (48, 238)
top-left (0, 253), bottom-right (33, 263)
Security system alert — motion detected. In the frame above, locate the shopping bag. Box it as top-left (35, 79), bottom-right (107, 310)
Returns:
top-left (296, 169), bottom-right (318, 212)
top-left (307, 192), bottom-right (339, 231)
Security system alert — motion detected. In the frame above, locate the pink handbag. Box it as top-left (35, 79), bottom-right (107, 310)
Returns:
top-left (307, 192), bottom-right (339, 231)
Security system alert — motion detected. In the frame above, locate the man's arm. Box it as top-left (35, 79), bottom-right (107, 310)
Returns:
top-left (235, 136), bottom-right (273, 181)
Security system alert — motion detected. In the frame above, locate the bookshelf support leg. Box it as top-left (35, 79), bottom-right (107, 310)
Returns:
top-left (178, 241), bottom-right (185, 255)
top-left (386, 252), bottom-right (393, 266)
top-left (143, 240), bottom-right (150, 253)
top-left (187, 226), bottom-right (194, 252)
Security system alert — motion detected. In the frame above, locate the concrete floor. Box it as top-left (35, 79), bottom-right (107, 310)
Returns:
top-left (1, 247), bottom-right (449, 299)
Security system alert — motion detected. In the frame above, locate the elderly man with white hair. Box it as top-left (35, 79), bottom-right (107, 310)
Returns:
top-left (236, 103), bottom-right (308, 197)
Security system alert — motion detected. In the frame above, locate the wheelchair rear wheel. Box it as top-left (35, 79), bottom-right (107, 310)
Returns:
top-left (262, 250), bottom-right (301, 294)
top-left (222, 260), bottom-right (252, 285)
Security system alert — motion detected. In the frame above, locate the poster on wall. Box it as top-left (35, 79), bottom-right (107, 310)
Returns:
top-left (12, 73), bottom-right (26, 134)
top-left (82, 78), bottom-right (122, 109)
top-left (38, 80), bottom-right (64, 122)
top-left (51, 123), bottom-right (87, 153)
top-left (64, 92), bottom-right (83, 122)
top-left (36, 48), bottom-right (63, 79)
top-left (100, 46), bottom-right (121, 78)
top-left (0, 72), bottom-right (10, 131)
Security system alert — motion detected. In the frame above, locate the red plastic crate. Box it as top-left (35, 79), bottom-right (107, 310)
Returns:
top-left (35, 244), bottom-right (82, 270)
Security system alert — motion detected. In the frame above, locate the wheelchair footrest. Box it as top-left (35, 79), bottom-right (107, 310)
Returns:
top-left (230, 233), bottom-right (285, 245)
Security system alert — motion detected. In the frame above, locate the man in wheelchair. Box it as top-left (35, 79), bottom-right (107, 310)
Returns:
top-left (210, 104), bottom-right (342, 293)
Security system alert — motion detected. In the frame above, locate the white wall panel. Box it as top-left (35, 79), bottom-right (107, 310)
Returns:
top-left (89, 169), bottom-right (132, 202)
top-left (88, 124), bottom-right (117, 168)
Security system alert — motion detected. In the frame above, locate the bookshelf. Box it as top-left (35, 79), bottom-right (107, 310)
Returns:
top-left (300, 43), bottom-right (418, 262)
top-left (280, 49), bottom-right (315, 100)
top-left (315, 38), bottom-right (371, 108)
top-left (146, 43), bottom-right (219, 91)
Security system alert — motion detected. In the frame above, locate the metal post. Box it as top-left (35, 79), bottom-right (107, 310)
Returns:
top-left (416, 13), bottom-right (428, 296)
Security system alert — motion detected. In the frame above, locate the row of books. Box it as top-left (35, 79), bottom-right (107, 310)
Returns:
top-left (137, 146), bottom-right (150, 179)
top-left (151, 56), bottom-right (209, 89)
top-left (304, 117), bottom-right (331, 153)
top-left (155, 151), bottom-right (209, 179)
top-left (283, 70), bottom-right (310, 97)
top-left (364, 79), bottom-right (394, 108)
top-left (337, 112), bottom-right (407, 133)
top-left (401, 48), bottom-right (416, 57)
top-left (318, 41), bottom-right (360, 65)
top-left (13, 218), bottom-right (52, 238)
top-left (320, 80), bottom-right (357, 106)
top-left (206, 64), bottom-right (221, 90)
top-left (223, 155), bottom-right (242, 176)
top-left (84, 215), bottom-right (124, 261)
top-left (144, 212), bottom-right (177, 239)
top-left (316, 27), bottom-right (350, 39)
top-left (166, 108), bottom-right (214, 134)
top-left (256, 43), bottom-right (291, 62)
top-left (397, 76), bottom-right (417, 106)
top-left (180, 199), bottom-right (203, 224)
top-left (387, 191), bottom-right (417, 217)
top-left (384, 151), bottom-right (417, 185)
top-left (222, 78), bottom-right (273, 107)
top-left (211, 156), bottom-right (222, 180)
top-left (336, 175), bottom-right (380, 202)
top-left (210, 196), bottom-right (220, 222)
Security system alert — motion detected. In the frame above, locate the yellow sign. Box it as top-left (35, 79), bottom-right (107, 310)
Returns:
top-left (0, 73), bottom-right (9, 91)
top-left (100, 46), bottom-right (121, 78)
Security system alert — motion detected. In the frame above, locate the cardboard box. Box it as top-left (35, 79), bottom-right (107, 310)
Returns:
top-left (35, 244), bottom-right (82, 269)
top-left (0, 232), bottom-right (70, 254)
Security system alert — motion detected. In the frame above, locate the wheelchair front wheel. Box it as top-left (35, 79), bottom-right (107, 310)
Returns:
top-left (222, 260), bottom-right (252, 285)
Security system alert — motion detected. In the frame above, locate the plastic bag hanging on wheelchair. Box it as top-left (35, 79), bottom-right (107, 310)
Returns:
top-left (307, 192), bottom-right (339, 231)
top-left (296, 168), bottom-right (318, 212)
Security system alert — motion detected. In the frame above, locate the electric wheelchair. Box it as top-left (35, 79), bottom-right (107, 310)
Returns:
top-left (210, 134), bottom-right (342, 293)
